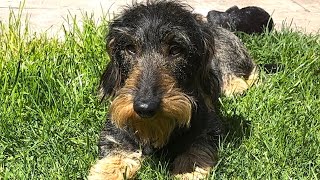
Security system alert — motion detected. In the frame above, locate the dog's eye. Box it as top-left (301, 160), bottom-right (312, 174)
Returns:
top-left (169, 45), bottom-right (182, 57)
top-left (125, 44), bottom-right (136, 55)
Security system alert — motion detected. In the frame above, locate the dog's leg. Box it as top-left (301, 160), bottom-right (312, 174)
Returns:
top-left (211, 27), bottom-right (259, 96)
top-left (88, 121), bottom-right (144, 180)
top-left (88, 150), bottom-right (143, 180)
top-left (171, 136), bottom-right (218, 179)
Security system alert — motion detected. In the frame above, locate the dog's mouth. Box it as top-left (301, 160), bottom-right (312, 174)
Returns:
top-left (110, 92), bottom-right (193, 147)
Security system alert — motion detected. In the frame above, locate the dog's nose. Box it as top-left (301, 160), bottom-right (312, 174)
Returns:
top-left (133, 100), bottom-right (159, 118)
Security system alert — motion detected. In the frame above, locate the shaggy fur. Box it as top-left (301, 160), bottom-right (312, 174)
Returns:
top-left (89, 1), bottom-right (258, 179)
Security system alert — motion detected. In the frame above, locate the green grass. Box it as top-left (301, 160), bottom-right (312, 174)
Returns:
top-left (0, 10), bottom-right (319, 179)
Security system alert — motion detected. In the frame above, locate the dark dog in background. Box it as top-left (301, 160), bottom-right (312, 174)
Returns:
top-left (207, 6), bottom-right (274, 34)
top-left (89, 1), bottom-right (259, 179)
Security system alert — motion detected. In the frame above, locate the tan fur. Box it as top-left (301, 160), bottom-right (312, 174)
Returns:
top-left (174, 167), bottom-right (209, 180)
top-left (222, 66), bottom-right (259, 96)
top-left (110, 68), bottom-right (193, 147)
top-left (88, 151), bottom-right (143, 180)
top-left (245, 66), bottom-right (260, 87)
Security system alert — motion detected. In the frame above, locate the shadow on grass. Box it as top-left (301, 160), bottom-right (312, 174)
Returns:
top-left (221, 113), bottom-right (252, 148)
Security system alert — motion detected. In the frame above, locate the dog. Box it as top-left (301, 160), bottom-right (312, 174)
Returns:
top-left (207, 5), bottom-right (274, 34)
top-left (89, 1), bottom-right (258, 179)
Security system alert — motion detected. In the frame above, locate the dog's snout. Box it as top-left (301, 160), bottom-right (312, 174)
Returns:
top-left (133, 99), bottom-right (160, 118)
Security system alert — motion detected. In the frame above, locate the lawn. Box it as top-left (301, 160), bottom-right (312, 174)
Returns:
top-left (0, 11), bottom-right (319, 179)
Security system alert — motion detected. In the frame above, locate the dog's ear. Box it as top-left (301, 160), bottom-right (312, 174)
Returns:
top-left (99, 39), bottom-right (122, 100)
top-left (197, 24), bottom-right (221, 108)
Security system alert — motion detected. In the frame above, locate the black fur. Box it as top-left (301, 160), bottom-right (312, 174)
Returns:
top-left (207, 6), bottom-right (274, 34)
top-left (93, 0), bottom-right (257, 178)
top-left (99, 0), bottom-right (222, 157)
top-left (101, 1), bottom-right (219, 102)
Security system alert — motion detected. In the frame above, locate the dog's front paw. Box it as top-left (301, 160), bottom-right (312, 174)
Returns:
top-left (171, 145), bottom-right (217, 180)
top-left (171, 153), bottom-right (211, 180)
top-left (173, 167), bottom-right (209, 180)
top-left (88, 151), bottom-right (143, 180)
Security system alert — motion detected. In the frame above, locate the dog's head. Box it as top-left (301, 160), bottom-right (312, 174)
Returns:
top-left (100, 1), bottom-right (220, 147)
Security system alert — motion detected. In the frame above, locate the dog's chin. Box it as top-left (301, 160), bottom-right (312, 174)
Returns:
top-left (110, 91), bottom-right (193, 148)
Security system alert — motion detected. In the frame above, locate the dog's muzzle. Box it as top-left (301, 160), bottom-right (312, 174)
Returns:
top-left (132, 71), bottom-right (162, 118)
